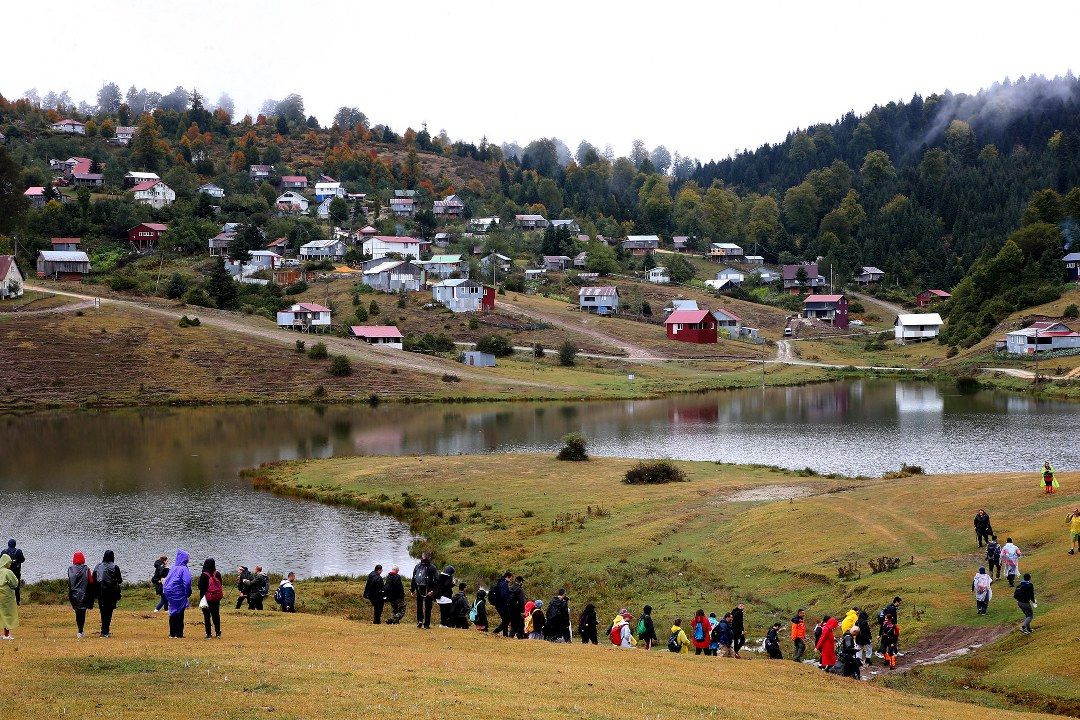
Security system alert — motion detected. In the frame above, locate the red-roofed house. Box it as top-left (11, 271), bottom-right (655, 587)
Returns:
top-left (803, 294), bottom-right (849, 329)
top-left (277, 303), bottom-right (332, 332)
top-left (0, 255), bottom-right (25, 299)
top-left (131, 179), bottom-right (176, 208)
top-left (249, 164), bottom-right (273, 180)
top-left (51, 119), bottom-right (86, 135)
top-left (1005, 321), bottom-right (1080, 354)
top-left (24, 187), bottom-right (46, 208)
top-left (350, 325), bottom-right (404, 349)
top-left (916, 289), bottom-right (952, 308)
top-left (665, 309), bottom-right (718, 344)
top-left (362, 235), bottom-right (429, 260)
top-left (266, 237), bottom-right (290, 255)
top-left (129, 222), bottom-right (169, 251)
top-left (51, 238), bottom-right (81, 252)
top-left (280, 175), bottom-right (307, 189)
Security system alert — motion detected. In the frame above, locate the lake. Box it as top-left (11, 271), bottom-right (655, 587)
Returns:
top-left (2, 380), bottom-right (1076, 580)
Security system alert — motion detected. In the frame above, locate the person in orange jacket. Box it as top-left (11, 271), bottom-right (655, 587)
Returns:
top-left (815, 615), bottom-right (839, 670)
top-left (790, 608), bottom-right (807, 662)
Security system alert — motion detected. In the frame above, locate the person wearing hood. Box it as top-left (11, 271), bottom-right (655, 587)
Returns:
top-left (668, 618), bottom-right (691, 653)
top-left (489, 571), bottom-right (512, 636)
top-left (791, 609), bottom-right (807, 662)
top-left (879, 613), bottom-right (899, 669)
top-left (363, 564), bottom-right (385, 624)
top-left (1, 539), bottom-right (25, 606)
top-left (276, 573), bottom-right (296, 612)
top-left (1067, 508), bottom-right (1080, 556)
top-left (435, 565), bottom-right (456, 627)
top-left (162, 549), bottom-right (192, 638)
top-left (815, 616), bottom-right (839, 670)
top-left (578, 603), bottom-right (598, 645)
top-left (507, 576), bottom-right (526, 639)
top-left (1042, 461), bottom-right (1058, 494)
top-left (974, 510), bottom-right (993, 548)
top-left (612, 612), bottom-right (634, 648)
top-left (410, 552), bottom-right (438, 630)
top-left (765, 623), bottom-right (784, 659)
top-left (546, 589), bottom-right (571, 642)
top-left (638, 605), bottom-right (657, 650)
top-left (0, 555), bottom-right (17, 639)
top-left (690, 609), bottom-right (710, 655)
top-left (384, 566), bottom-right (406, 624)
top-left (68, 552), bottom-right (95, 638)
top-left (840, 626), bottom-right (861, 678)
top-left (985, 535), bottom-right (1002, 579)
top-left (856, 609), bottom-right (874, 665)
top-left (841, 607), bottom-right (859, 635)
top-left (471, 587), bottom-right (488, 631)
top-left (249, 566), bottom-right (269, 610)
top-left (93, 550), bottom-right (122, 638)
top-left (198, 558), bottom-right (224, 639)
top-left (973, 566), bottom-right (994, 615)
top-left (528, 599), bottom-right (546, 639)
top-left (731, 603), bottom-right (747, 658)
top-left (1000, 538), bottom-right (1022, 587)
top-left (451, 582), bottom-right (470, 629)
top-left (152, 555), bottom-right (169, 612)
top-left (234, 565), bottom-right (253, 610)
top-left (714, 613), bottom-right (735, 657)
top-left (707, 612), bottom-right (719, 656)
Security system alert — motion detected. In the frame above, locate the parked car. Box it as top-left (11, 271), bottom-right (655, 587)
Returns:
top-left (850, 319), bottom-right (864, 326)
top-left (783, 327), bottom-right (793, 337)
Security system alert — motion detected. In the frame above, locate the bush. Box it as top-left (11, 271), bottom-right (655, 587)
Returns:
top-left (369, 300), bottom-right (380, 316)
top-left (469, 317), bottom-right (480, 330)
top-left (641, 300), bottom-right (652, 317)
top-left (849, 301), bottom-right (866, 314)
top-left (295, 340), bottom-right (306, 353)
top-left (108, 272), bottom-right (138, 292)
top-left (946, 345), bottom-right (958, 358)
top-left (441, 373), bottom-right (460, 383)
top-left (308, 342), bottom-right (328, 360)
top-left (556, 433), bottom-right (588, 461)
top-left (164, 273), bottom-right (188, 299)
top-left (558, 341), bottom-right (578, 367)
top-left (355, 283), bottom-right (374, 295)
top-left (285, 280), bottom-right (308, 295)
top-left (405, 333), bottom-right (456, 354)
top-left (182, 287), bottom-right (213, 307)
top-left (397, 292), bottom-right (407, 309)
top-left (504, 275), bottom-right (525, 292)
top-left (623, 459), bottom-right (687, 485)
top-left (177, 315), bottom-right (201, 328)
top-left (533, 343), bottom-right (545, 358)
top-left (353, 305), bottom-right (368, 322)
top-left (475, 334), bottom-right (514, 357)
top-left (329, 354), bottom-right (352, 376)
top-left (1064, 303), bottom-right (1079, 319)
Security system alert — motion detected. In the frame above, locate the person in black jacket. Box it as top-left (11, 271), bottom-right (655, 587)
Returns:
top-left (384, 566), bottom-right (406, 624)
top-left (1014, 573), bottom-right (1036, 634)
top-left (840, 627), bottom-right (861, 678)
top-left (234, 565), bottom-right (253, 610)
top-left (546, 589), bottom-right (572, 642)
top-left (67, 551), bottom-right (94, 638)
top-left (856, 609), bottom-right (874, 665)
top-left (435, 565), bottom-right (456, 627)
top-left (153, 555), bottom-right (169, 612)
top-left (93, 550), bottom-right (122, 637)
top-left (974, 510), bottom-right (994, 548)
top-left (1, 540), bottom-right (25, 605)
top-left (765, 623), bottom-right (783, 659)
top-left (451, 582), bottom-right (470, 628)
top-left (489, 571), bottom-right (512, 636)
top-left (410, 552), bottom-right (438, 629)
top-left (639, 605), bottom-right (657, 649)
top-left (985, 536), bottom-right (1002, 579)
top-left (248, 566), bottom-right (268, 610)
top-left (472, 587), bottom-right (488, 630)
top-left (507, 576), bottom-right (526, 639)
top-left (578, 603), bottom-right (598, 644)
top-left (731, 603), bottom-right (747, 657)
top-left (362, 565), bottom-right (385, 624)
top-left (198, 557), bottom-right (223, 639)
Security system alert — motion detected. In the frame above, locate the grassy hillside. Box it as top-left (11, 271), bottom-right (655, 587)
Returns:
top-left (5, 604), bottom-right (1057, 720)
top-left (253, 455), bottom-right (1080, 715)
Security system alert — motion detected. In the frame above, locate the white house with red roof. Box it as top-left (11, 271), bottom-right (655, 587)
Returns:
top-left (1005, 321), bottom-right (1080, 354)
top-left (280, 175), bottom-right (308, 189)
top-left (128, 222), bottom-right (169, 251)
top-left (0, 255), bottom-right (25, 299)
top-left (350, 325), bottom-right (404, 349)
top-left (277, 302), bottom-right (332, 332)
top-left (362, 235), bottom-right (428, 261)
top-left (51, 119), bottom-right (86, 135)
top-left (131, 179), bottom-right (175, 208)
top-left (803, 294), bottom-right (849, 329)
top-left (114, 126), bottom-right (136, 145)
top-left (249, 164), bottom-right (273, 180)
top-left (433, 194), bottom-right (465, 217)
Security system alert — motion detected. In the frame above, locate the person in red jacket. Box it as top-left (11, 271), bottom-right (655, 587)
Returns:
top-left (815, 615), bottom-right (839, 670)
top-left (690, 609), bottom-right (711, 655)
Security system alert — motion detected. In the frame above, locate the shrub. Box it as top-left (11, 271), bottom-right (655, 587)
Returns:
top-left (623, 459), bottom-right (687, 485)
top-left (329, 354), bottom-right (352, 376)
top-left (284, 280), bottom-right (308, 295)
top-left (946, 345), bottom-right (958, 358)
top-left (405, 333), bottom-right (456, 354)
top-left (458, 537), bottom-right (475, 548)
top-left (369, 300), bottom-right (380, 316)
top-left (475, 334), bottom-right (514, 357)
top-left (164, 273), bottom-right (188, 299)
top-left (183, 287), bottom-right (213, 307)
top-left (1064, 303), bottom-right (1079, 319)
top-left (504, 275), bottom-right (525, 292)
top-left (353, 305), bottom-right (368, 322)
top-left (294, 340), bottom-right (306, 353)
top-left (397, 292), bottom-right (407, 309)
top-left (558, 341), bottom-right (578, 367)
top-left (441, 373), bottom-right (460, 383)
top-left (355, 283), bottom-right (374, 295)
top-left (849, 301), bottom-right (866, 314)
top-left (556, 433), bottom-right (588, 461)
top-left (308, 342), bottom-right (328, 360)
top-left (177, 315), bottom-right (201, 328)
top-left (533, 343), bottom-right (545, 358)
top-left (641, 300), bottom-right (652, 317)
top-left (108, 273), bottom-right (138, 292)
top-left (469, 317), bottom-right (480, 330)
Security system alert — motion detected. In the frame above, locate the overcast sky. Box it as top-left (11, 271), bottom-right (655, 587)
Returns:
top-left (5, 1), bottom-right (1078, 162)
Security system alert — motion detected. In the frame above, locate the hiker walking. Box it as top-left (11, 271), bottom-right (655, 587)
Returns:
top-left (1014, 573), bottom-right (1036, 635)
top-left (527, 599), bottom-right (546, 639)
top-left (1000, 538), bottom-right (1022, 586)
top-left (67, 552), bottom-right (94, 638)
top-left (611, 610), bottom-right (634, 648)
top-left (363, 564), bottom-right (385, 624)
top-left (546, 589), bottom-right (571, 642)
top-left (840, 626), bottom-right (861, 679)
top-left (765, 623), bottom-right (784, 659)
top-left (841, 607), bottom-right (859, 635)
top-left (856, 610), bottom-right (874, 665)
top-left (489, 571), bottom-right (512, 636)
top-left (714, 612), bottom-right (735, 658)
top-left (384, 566), bottom-right (406, 624)
top-left (973, 566), bottom-right (994, 614)
top-left (668, 618), bottom-right (691, 653)
top-left (434, 565), bottom-right (456, 627)
top-left (791, 609), bottom-right (807, 662)
top-left (815, 615), bottom-right (838, 670)
top-left (0, 555), bottom-right (17, 640)
top-left (974, 509), bottom-right (993, 548)
top-left (731, 603), bottom-right (748, 658)
top-left (152, 555), bottom-right (169, 612)
top-left (690, 609), bottom-right (710, 655)
top-left (638, 605), bottom-right (657, 650)
top-left (1042, 461), bottom-right (1058, 494)
top-left (577, 603), bottom-right (598, 645)
top-left (234, 565), bottom-right (253, 610)
top-left (410, 552), bottom-right (438, 630)
top-left (985, 536), bottom-right (1002, 579)
top-left (879, 614), bottom-right (899, 670)
top-left (507, 576), bottom-right (526, 639)
top-left (470, 587), bottom-right (488, 631)
top-left (1, 539), bottom-right (25, 605)
top-left (162, 549), bottom-right (192, 638)
top-left (93, 550), bottom-right (122, 638)
top-left (1067, 509), bottom-right (1080, 556)
top-left (706, 612), bottom-right (719, 656)
top-left (451, 582), bottom-right (470, 629)
top-left (249, 566), bottom-right (268, 610)
top-left (198, 558), bottom-right (224, 639)
top-left (275, 572), bottom-right (296, 612)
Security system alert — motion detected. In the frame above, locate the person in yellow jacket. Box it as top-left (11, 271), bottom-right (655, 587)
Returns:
top-left (1068, 508), bottom-right (1080, 555)
top-left (0, 555), bottom-right (18, 640)
top-left (840, 607), bottom-right (859, 635)
top-left (1042, 461), bottom-right (1059, 494)
top-left (668, 618), bottom-right (691, 653)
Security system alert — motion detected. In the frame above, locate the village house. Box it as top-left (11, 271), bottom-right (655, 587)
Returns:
top-left (433, 194), bottom-right (465, 217)
top-left (1005, 321), bottom-right (1080, 354)
top-left (480, 253), bottom-right (513, 273)
top-left (128, 222), bottom-right (168, 252)
top-left (299, 238), bottom-right (347, 261)
top-left (752, 267), bottom-right (781, 283)
top-left (525, 268), bottom-right (547, 282)
top-left (420, 254), bottom-right (468, 279)
top-left (266, 237), bottom-right (289, 256)
top-left (362, 235), bottom-right (429, 261)
top-left (462, 351), bottom-right (496, 367)
top-left (894, 313), bottom-right (943, 343)
top-left (245, 250), bottom-right (281, 270)
top-left (648, 266), bottom-right (670, 284)
top-left (573, 251), bottom-right (588, 268)
top-left (61, 156), bottom-right (92, 178)
top-left (431, 279), bottom-right (495, 313)
top-left (803, 294), bottom-right (849, 329)
top-left (389, 196), bottom-right (416, 217)
top-left (315, 198), bottom-right (334, 219)
top-left (124, 171), bottom-right (160, 187)
top-left (249, 164), bottom-right (273, 181)
top-left (664, 299), bottom-right (699, 317)
top-left (24, 187), bottom-right (46, 208)
top-left (577, 272), bottom-right (599, 281)
top-left (543, 255), bottom-right (572, 271)
top-left (782, 262), bottom-right (827, 294)
top-left (744, 255), bottom-right (765, 265)
top-left (363, 259), bottom-right (425, 293)
top-left (51, 119), bottom-right (86, 135)
top-left (113, 126), bottom-right (136, 145)
top-left (277, 302), bottom-right (332, 332)
top-left (623, 235), bottom-right (659, 256)
top-left (350, 325), bottom-right (404, 349)
top-left (712, 307), bottom-right (742, 336)
top-left (315, 181), bottom-right (346, 202)
top-left (1064, 252), bottom-right (1080, 281)
top-left (51, 238), bottom-right (81, 252)
top-left (131, 179), bottom-right (176, 208)
top-left (208, 231), bottom-right (234, 256)
top-left (717, 267), bottom-right (745, 284)
top-left (358, 225), bottom-right (379, 239)
top-left (665, 308), bottom-right (718, 344)
top-left (515, 214), bottom-right (549, 230)
top-left (550, 218), bottom-right (580, 233)
top-left (280, 175), bottom-right (308, 190)
top-left (709, 242), bottom-right (744, 261)
top-left (275, 191), bottom-right (309, 214)
top-left (72, 172), bottom-right (104, 187)
top-left (432, 232), bottom-right (451, 247)
top-left (854, 266), bottom-right (886, 285)
top-left (469, 217), bottom-right (500, 233)
top-left (198, 183), bottom-right (225, 198)
top-left (578, 285), bottom-right (619, 314)
top-left (0, 255), bottom-right (25, 299)
top-left (672, 236), bottom-right (690, 252)
top-left (916, 289), bottom-right (951, 307)
top-left (36, 250), bottom-right (91, 279)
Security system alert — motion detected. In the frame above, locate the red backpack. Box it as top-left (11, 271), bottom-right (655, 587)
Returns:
top-left (609, 624), bottom-right (622, 645)
top-left (205, 572), bottom-right (224, 602)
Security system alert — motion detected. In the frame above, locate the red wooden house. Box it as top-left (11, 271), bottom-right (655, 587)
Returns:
top-left (916, 289), bottom-right (951, 307)
top-left (128, 222), bottom-right (168, 251)
top-left (664, 309), bottom-right (718, 344)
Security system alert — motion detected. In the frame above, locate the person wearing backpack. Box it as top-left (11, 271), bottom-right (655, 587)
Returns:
top-left (714, 613), bottom-right (735, 658)
top-left (152, 555), bottom-right (169, 612)
top-left (528, 599), bottom-right (546, 639)
top-left (707, 612), bottom-right (719, 656)
top-left (1014, 573), bottom-right (1036, 634)
top-left (856, 609), bottom-right (874, 665)
top-left (489, 571), bottom-right (512, 636)
top-left (363, 564), bottom-right (385, 624)
top-left (840, 626), bottom-right (861, 678)
top-left (275, 572), bottom-right (296, 612)
top-left (249, 566), bottom-right (269, 610)
top-left (162, 549), bottom-right (192, 638)
top-left (611, 611), bottom-right (633, 648)
top-left (234, 565), bottom-right (253, 610)
top-left (815, 615), bottom-right (838, 670)
top-left (546, 589), bottom-right (571, 642)
top-left (791, 609), bottom-right (807, 662)
top-left (384, 566), bottom-right (406, 624)
top-left (689, 609), bottom-right (710, 655)
top-left (93, 550), bottom-right (122, 638)
top-left (985, 536), bottom-right (1002, 579)
top-left (1, 539), bottom-right (25, 606)
top-left (879, 615), bottom-right (898, 669)
top-left (507, 576), bottom-right (526, 639)
top-left (68, 551), bottom-right (95, 638)
top-left (198, 558), bottom-right (224, 639)
top-left (470, 587), bottom-right (488, 631)
top-left (577, 603), bottom-right (598, 645)
top-left (765, 623), bottom-right (783, 659)
top-left (668, 618), bottom-right (690, 653)
top-left (973, 566), bottom-right (994, 615)
top-left (637, 605), bottom-right (657, 650)
top-left (435, 565), bottom-right (456, 627)
top-left (410, 552), bottom-right (438, 630)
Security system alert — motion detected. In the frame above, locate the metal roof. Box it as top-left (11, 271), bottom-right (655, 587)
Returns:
top-left (350, 325), bottom-right (403, 339)
top-left (803, 294), bottom-right (844, 303)
top-left (579, 286), bottom-right (617, 295)
top-left (39, 250), bottom-right (90, 262)
top-left (665, 309), bottom-right (711, 324)
top-left (895, 313), bottom-right (943, 326)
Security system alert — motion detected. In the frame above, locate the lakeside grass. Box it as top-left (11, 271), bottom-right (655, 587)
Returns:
top-left (252, 454), bottom-right (1080, 715)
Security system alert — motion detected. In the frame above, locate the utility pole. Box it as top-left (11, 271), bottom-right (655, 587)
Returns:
top-left (1034, 324), bottom-right (1039, 385)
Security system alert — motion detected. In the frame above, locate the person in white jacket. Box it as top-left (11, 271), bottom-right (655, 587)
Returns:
top-left (1000, 539), bottom-right (1022, 587)
top-left (972, 566), bottom-right (993, 614)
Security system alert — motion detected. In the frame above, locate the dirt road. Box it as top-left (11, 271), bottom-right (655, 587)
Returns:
top-left (497, 299), bottom-right (658, 360)
top-left (850, 290), bottom-right (906, 321)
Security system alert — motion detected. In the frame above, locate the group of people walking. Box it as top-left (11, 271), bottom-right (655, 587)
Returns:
top-left (970, 509), bottom-right (1041, 634)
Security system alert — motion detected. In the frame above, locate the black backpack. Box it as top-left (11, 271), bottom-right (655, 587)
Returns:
top-left (668, 631), bottom-right (682, 652)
